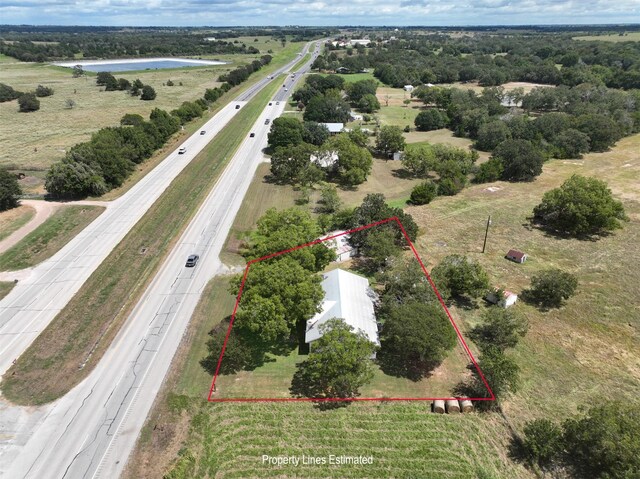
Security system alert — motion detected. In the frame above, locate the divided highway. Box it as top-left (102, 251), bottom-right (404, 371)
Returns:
top-left (1, 41), bottom-right (322, 478)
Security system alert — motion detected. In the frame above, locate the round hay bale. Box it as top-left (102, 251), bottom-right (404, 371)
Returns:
top-left (446, 399), bottom-right (461, 413)
top-left (459, 399), bottom-right (474, 413)
top-left (433, 400), bottom-right (445, 414)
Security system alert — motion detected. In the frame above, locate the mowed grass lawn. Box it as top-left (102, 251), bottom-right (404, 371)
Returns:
top-left (0, 205), bottom-right (104, 271)
top-left (130, 400), bottom-right (528, 479)
top-left (408, 132), bottom-right (640, 429)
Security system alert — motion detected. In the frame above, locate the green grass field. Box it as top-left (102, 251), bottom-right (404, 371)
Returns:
top-left (1, 77), bottom-right (285, 406)
top-left (0, 204), bottom-right (35, 242)
top-left (0, 205), bottom-right (104, 271)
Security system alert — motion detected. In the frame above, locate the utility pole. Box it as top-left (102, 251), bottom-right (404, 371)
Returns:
top-left (482, 215), bottom-right (491, 253)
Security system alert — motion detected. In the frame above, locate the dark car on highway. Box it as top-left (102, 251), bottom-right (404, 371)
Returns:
top-left (185, 254), bottom-right (200, 267)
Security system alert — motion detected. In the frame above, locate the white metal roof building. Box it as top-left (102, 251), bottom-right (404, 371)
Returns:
top-left (305, 269), bottom-right (379, 347)
top-left (319, 122), bottom-right (345, 134)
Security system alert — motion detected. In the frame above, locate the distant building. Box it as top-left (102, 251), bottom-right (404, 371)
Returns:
top-left (506, 249), bottom-right (528, 263)
top-left (486, 289), bottom-right (518, 308)
top-left (305, 269), bottom-right (379, 353)
top-left (336, 66), bottom-right (351, 74)
top-left (404, 85), bottom-right (414, 92)
top-left (349, 39), bottom-right (371, 47)
top-left (321, 231), bottom-right (354, 262)
top-left (392, 151), bottom-right (404, 161)
top-left (350, 113), bottom-right (363, 121)
top-left (320, 122), bottom-right (344, 134)
top-left (204, 37), bottom-right (217, 42)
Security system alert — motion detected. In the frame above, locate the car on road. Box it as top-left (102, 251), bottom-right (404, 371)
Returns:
top-left (235, 104), bottom-right (240, 109)
top-left (284, 88), bottom-right (288, 91)
top-left (200, 130), bottom-right (206, 135)
top-left (185, 254), bottom-right (199, 267)
top-left (265, 119), bottom-right (270, 125)
top-left (250, 132), bottom-right (255, 137)
top-left (178, 147), bottom-right (187, 154)
top-left (276, 101), bottom-right (280, 105)
top-left (269, 102), bottom-right (273, 106)
top-left (283, 84), bottom-right (286, 87)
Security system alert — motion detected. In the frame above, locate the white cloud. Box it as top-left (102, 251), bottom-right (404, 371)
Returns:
top-left (0, 0), bottom-right (639, 25)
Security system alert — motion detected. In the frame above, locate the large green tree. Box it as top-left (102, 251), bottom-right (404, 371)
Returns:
top-left (431, 254), bottom-right (490, 300)
top-left (379, 302), bottom-right (457, 380)
top-left (303, 92), bottom-right (351, 124)
top-left (348, 193), bottom-right (419, 250)
top-left (470, 307), bottom-right (529, 352)
top-left (492, 139), bottom-right (545, 182)
top-left (45, 161), bottom-right (107, 198)
top-left (270, 142), bottom-right (318, 185)
top-left (468, 347), bottom-right (520, 406)
top-left (247, 207), bottom-right (335, 272)
top-left (376, 125), bottom-right (406, 156)
top-left (533, 175), bottom-right (627, 236)
top-left (0, 166), bottom-right (22, 211)
top-left (524, 269), bottom-right (578, 308)
top-left (290, 318), bottom-right (376, 401)
top-left (562, 401), bottom-right (640, 478)
top-left (414, 109), bottom-right (447, 131)
top-left (268, 117), bottom-right (305, 149)
top-left (325, 134), bottom-right (373, 186)
top-left (233, 257), bottom-right (324, 342)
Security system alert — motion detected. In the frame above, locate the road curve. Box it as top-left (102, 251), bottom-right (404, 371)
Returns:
top-left (0, 41), bottom-right (320, 478)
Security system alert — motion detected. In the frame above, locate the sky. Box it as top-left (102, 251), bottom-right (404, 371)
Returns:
top-left (1, 0), bottom-right (640, 26)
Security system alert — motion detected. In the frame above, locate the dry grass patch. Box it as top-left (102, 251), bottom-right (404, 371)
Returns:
top-left (0, 205), bottom-right (104, 271)
top-left (0, 204), bottom-right (35, 242)
top-left (0, 281), bottom-right (16, 300)
top-left (407, 133), bottom-right (640, 429)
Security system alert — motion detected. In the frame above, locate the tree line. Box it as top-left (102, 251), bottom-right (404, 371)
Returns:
top-left (313, 31), bottom-right (640, 89)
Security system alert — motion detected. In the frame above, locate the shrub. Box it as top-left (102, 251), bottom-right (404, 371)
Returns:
top-left (35, 85), bottom-right (54, 97)
top-left (524, 269), bottom-right (578, 308)
top-left (409, 181), bottom-right (438, 205)
top-left (18, 93), bottom-right (40, 112)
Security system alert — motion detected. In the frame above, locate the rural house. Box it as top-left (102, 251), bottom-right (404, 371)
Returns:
top-left (305, 269), bottom-right (379, 353)
top-left (506, 249), bottom-right (528, 263)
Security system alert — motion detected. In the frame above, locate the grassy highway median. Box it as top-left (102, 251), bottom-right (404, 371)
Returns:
top-left (2, 78), bottom-right (283, 406)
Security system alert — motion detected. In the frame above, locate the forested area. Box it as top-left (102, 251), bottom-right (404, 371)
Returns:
top-left (314, 31), bottom-right (640, 89)
top-left (0, 26), bottom-right (330, 62)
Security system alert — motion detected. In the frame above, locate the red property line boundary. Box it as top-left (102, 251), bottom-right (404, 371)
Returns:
top-left (207, 217), bottom-right (495, 403)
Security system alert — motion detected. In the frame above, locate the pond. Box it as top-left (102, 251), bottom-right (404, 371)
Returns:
top-left (54, 57), bottom-right (227, 72)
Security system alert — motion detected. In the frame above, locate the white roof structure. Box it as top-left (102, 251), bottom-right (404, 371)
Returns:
top-left (305, 269), bottom-right (379, 346)
top-left (321, 231), bottom-right (353, 261)
top-left (320, 122), bottom-right (344, 134)
top-left (310, 151), bottom-right (339, 168)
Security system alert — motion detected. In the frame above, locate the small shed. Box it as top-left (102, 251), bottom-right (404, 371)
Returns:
top-left (392, 151), bottom-right (404, 161)
top-left (321, 231), bottom-right (354, 262)
top-left (486, 289), bottom-right (518, 308)
top-left (403, 85), bottom-right (414, 92)
top-left (506, 249), bottom-right (527, 263)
